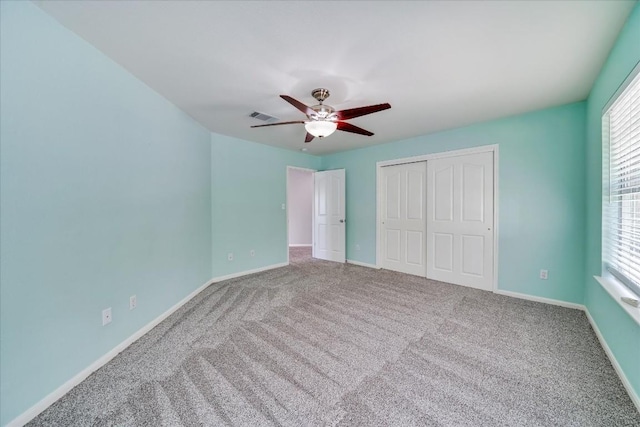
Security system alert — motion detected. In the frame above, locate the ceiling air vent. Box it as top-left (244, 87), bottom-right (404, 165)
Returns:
top-left (250, 111), bottom-right (278, 122)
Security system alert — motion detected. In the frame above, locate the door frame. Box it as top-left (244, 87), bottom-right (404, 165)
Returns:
top-left (286, 166), bottom-right (317, 265)
top-left (375, 144), bottom-right (499, 292)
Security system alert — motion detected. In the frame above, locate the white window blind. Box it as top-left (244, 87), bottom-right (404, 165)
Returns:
top-left (603, 69), bottom-right (640, 297)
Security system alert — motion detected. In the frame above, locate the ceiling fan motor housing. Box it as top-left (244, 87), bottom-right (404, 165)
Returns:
top-left (309, 104), bottom-right (336, 121)
top-left (311, 88), bottom-right (331, 103)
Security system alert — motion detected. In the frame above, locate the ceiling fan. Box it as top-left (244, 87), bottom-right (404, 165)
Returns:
top-left (251, 88), bottom-right (391, 143)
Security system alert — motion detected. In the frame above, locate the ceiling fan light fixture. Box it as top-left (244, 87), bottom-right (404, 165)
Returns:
top-left (305, 120), bottom-right (337, 138)
top-left (251, 89), bottom-right (390, 143)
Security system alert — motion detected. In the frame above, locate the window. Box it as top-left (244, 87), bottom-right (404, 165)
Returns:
top-left (602, 66), bottom-right (640, 298)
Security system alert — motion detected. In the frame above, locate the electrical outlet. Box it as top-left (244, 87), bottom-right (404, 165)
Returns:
top-left (281, 203), bottom-right (286, 210)
top-left (102, 307), bottom-right (112, 326)
top-left (227, 252), bottom-right (234, 261)
top-left (250, 249), bottom-right (255, 257)
top-left (540, 269), bottom-right (548, 280)
top-left (356, 244), bottom-right (361, 251)
top-left (130, 295), bottom-right (137, 310)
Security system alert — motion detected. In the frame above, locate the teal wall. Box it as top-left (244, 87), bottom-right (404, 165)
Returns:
top-left (0, 3), bottom-right (212, 425)
top-left (211, 134), bottom-right (320, 277)
top-left (323, 102), bottom-right (587, 304)
top-left (585, 4), bottom-right (640, 399)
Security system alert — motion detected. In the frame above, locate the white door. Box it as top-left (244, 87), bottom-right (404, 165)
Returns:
top-left (426, 151), bottom-right (494, 290)
top-left (380, 162), bottom-right (427, 276)
top-left (314, 169), bottom-right (346, 263)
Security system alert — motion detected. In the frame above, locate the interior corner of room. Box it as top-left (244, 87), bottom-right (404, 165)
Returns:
top-left (1, 1), bottom-right (640, 426)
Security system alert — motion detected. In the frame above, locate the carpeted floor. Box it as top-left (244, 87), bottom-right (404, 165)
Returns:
top-left (31, 247), bottom-right (640, 426)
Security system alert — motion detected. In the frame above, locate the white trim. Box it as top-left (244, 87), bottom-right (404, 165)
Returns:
top-left (346, 259), bottom-right (379, 269)
top-left (312, 172), bottom-right (316, 259)
top-left (289, 244), bottom-right (312, 247)
top-left (350, 264), bottom-right (639, 412)
top-left (375, 144), bottom-right (499, 293)
top-left (286, 166), bottom-right (317, 173)
top-left (602, 60), bottom-right (640, 114)
top-left (494, 289), bottom-right (585, 310)
top-left (5, 277), bottom-right (213, 427)
top-left (376, 144), bottom-right (500, 168)
top-left (6, 262), bottom-right (287, 427)
top-left (376, 163), bottom-right (382, 269)
top-left (209, 262), bottom-right (288, 283)
top-left (594, 276), bottom-right (640, 326)
top-left (8, 260), bottom-right (639, 424)
top-left (492, 146), bottom-right (500, 293)
top-left (497, 287), bottom-right (639, 411)
top-left (286, 166), bottom-right (316, 265)
top-left (585, 309), bottom-right (640, 413)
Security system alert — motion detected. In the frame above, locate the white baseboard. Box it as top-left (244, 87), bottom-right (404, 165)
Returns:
top-left (346, 259), bottom-right (379, 269)
top-left (585, 309), bottom-right (640, 412)
top-left (495, 288), bottom-right (639, 412)
top-left (289, 244), bottom-right (312, 247)
top-left (494, 289), bottom-right (585, 310)
top-left (210, 262), bottom-right (288, 283)
top-left (6, 261), bottom-right (288, 427)
top-left (9, 263), bottom-right (637, 426)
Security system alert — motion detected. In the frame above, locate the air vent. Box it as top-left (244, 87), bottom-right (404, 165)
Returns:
top-left (250, 111), bottom-right (278, 122)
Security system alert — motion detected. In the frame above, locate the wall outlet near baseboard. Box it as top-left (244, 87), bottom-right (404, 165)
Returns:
top-left (227, 252), bottom-right (234, 261)
top-left (102, 307), bottom-right (112, 325)
top-left (250, 249), bottom-right (255, 257)
top-left (129, 295), bottom-right (137, 310)
top-left (540, 269), bottom-right (548, 280)
top-left (356, 244), bottom-right (360, 251)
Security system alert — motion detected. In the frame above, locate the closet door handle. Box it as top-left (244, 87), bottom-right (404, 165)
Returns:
top-left (340, 219), bottom-right (345, 223)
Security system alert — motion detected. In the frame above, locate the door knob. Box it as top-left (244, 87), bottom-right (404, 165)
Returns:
top-left (340, 219), bottom-right (345, 223)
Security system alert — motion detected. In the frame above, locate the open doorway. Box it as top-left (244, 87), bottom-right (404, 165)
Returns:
top-left (286, 166), bottom-right (315, 264)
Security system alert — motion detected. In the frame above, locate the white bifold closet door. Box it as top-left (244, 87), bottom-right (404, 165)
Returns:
top-left (380, 162), bottom-right (427, 276)
top-left (314, 169), bottom-right (346, 263)
top-left (426, 151), bottom-right (494, 291)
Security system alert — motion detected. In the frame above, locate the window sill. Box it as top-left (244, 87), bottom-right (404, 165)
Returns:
top-left (594, 275), bottom-right (640, 327)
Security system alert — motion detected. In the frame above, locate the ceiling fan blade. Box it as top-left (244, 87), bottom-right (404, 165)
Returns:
top-left (305, 132), bottom-right (315, 143)
top-left (280, 95), bottom-right (315, 116)
top-left (335, 103), bottom-right (391, 120)
top-left (337, 121), bottom-right (374, 136)
top-left (250, 120), bottom-right (305, 128)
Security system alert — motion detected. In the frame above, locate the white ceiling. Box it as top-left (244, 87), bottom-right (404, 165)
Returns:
top-left (35, 1), bottom-right (635, 155)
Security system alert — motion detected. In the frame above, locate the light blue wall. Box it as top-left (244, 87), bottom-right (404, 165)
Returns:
top-left (0, 2), bottom-right (212, 425)
top-left (585, 3), bottom-right (640, 399)
top-left (322, 102), bottom-right (587, 304)
top-left (211, 134), bottom-right (320, 277)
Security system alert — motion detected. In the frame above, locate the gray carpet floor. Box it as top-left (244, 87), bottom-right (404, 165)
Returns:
top-left (31, 247), bottom-right (640, 426)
